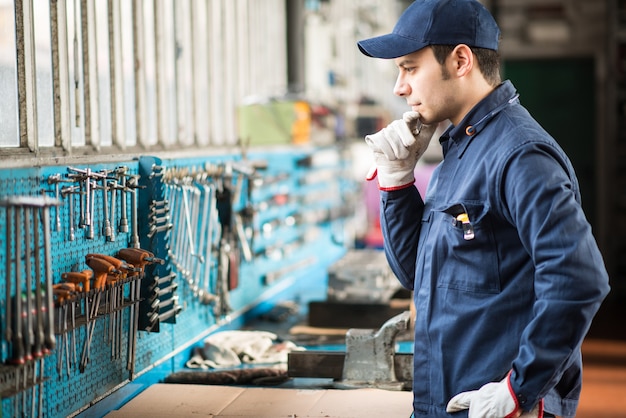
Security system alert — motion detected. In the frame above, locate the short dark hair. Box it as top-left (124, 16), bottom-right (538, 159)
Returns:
top-left (430, 45), bottom-right (501, 86)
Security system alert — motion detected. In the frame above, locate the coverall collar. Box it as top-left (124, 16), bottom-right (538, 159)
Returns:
top-left (440, 80), bottom-right (519, 158)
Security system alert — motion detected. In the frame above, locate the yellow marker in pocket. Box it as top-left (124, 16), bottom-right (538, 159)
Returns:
top-left (456, 213), bottom-right (475, 240)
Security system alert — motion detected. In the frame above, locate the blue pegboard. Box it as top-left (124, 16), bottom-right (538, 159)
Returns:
top-left (0, 148), bottom-right (352, 417)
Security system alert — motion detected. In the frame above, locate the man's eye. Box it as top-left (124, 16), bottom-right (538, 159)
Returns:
top-left (403, 66), bottom-right (416, 73)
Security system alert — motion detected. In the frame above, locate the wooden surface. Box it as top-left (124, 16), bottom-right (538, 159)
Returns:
top-left (104, 339), bottom-right (626, 418)
top-left (104, 384), bottom-right (413, 418)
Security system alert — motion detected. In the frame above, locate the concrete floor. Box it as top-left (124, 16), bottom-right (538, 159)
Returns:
top-left (105, 338), bottom-right (626, 418)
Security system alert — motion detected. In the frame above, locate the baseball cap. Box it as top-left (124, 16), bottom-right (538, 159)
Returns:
top-left (357, 0), bottom-right (500, 59)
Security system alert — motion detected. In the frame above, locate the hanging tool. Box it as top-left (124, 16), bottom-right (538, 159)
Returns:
top-left (126, 175), bottom-right (143, 248)
top-left (85, 253), bottom-right (139, 359)
top-left (116, 248), bottom-right (164, 379)
top-left (79, 257), bottom-right (120, 372)
top-left (41, 194), bottom-right (62, 356)
top-left (115, 166), bottom-right (130, 233)
top-left (216, 170), bottom-right (240, 293)
top-left (32, 205), bottom-right (46, 360)
top-left (86, 253), bottom-right (138, 281)
top-left (46, 173), bottom-right (73, 233)
top-left (60, 185), bottom-right (79, 241)
top-left (5, 204), bottom-right (14, 362)
top-left (90, 172), bottom-right (114, 240)
top-left (23, 207), bottom-right (36, 361)
top-left (108, 180), bottom-right (119, 242)
top-left (8, 205), bottom-right (25, 365)
top-left (61, 270), bottom-right (91, 293)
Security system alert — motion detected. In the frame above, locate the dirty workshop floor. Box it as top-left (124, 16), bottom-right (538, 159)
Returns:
top-left (102, 337), bottom-right (626, 418)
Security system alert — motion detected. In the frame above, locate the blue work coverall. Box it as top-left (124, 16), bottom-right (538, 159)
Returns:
top-left (380, 80), bottom-right (610, 417)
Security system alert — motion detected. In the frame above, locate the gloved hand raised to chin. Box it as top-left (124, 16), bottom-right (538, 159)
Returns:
top-left (446, 372), bottom-right (544, 418)
top-left (365, 111), bottom-right (436, 191)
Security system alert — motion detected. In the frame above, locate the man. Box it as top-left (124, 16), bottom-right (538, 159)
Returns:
top-left (357, 1), bottom-right (610, 417)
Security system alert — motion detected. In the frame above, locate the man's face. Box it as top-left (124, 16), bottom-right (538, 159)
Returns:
top-left (393, 47), bottom-right (459, 126)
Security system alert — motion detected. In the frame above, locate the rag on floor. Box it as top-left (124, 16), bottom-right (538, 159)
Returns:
top-left (186, 330), bottom-right (305, 369)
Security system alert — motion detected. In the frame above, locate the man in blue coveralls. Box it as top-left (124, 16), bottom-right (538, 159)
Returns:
top-left (357, 0), bottom-right (611, 417)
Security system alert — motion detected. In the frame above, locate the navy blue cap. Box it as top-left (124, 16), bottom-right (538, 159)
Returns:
top-left (357, 0), bottom-right (500, 59)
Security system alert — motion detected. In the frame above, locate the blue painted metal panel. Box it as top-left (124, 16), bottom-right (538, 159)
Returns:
top-left (0, 148), bottom-right (351, 417)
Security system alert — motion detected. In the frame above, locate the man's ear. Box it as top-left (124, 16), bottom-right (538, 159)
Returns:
top-left (450, 44), bottom-right (473, 77)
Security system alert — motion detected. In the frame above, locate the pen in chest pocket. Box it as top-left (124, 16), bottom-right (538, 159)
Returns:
top-left (455, 213), bottom-right (475, 240)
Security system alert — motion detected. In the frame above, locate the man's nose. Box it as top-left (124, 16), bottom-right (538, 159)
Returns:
top-left (393, 77), bottom-right (409, 97)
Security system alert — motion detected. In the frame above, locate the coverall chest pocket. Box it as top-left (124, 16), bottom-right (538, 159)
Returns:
top-left (432, 202), bottom-right (501, 294)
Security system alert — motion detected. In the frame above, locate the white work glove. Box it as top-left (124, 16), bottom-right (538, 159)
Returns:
top-left (365, 111), bottom-right (436, 191)
top-left (446, 373), bottom-right (544, 418)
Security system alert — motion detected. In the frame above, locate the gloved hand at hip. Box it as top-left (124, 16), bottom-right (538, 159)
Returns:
top-left (446, 372), bottom-right (544, 418)
top-left (365, 111), bottom-right (436, 191)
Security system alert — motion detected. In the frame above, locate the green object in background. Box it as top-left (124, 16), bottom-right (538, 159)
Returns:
top-left (237, 101), bottom-right (297, 145)
top-left (503, 58), bottom-right (596, 226)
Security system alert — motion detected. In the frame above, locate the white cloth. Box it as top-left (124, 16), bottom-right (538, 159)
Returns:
top-left (186, 330), bottom-right (305, 369)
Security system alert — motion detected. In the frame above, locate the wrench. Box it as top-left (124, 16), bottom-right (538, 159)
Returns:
top-left (146, 222), bottom-right (173, 238)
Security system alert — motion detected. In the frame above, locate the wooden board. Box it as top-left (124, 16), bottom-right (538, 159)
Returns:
top-left (103, 383), bottom-right (413, 418)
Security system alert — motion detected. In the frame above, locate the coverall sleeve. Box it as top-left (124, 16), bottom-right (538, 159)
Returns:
top-left (498, 142), bottom-right (610, 410)
top-left (379, 186), bottom-right (424, 290)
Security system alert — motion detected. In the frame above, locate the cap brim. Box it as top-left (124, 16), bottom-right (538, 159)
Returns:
top-left (357, 33), bottom-right (428, 59)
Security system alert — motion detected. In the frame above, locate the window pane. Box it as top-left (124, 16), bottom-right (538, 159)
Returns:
top-left (34, 0), bottom-right (54, 147)
top-left (120, 0), bottom-right (136, 146)
top-left (0, 1), bottom-right (18, 148)
top-left (67, 0), bottom-right (85, 147)
top-left (95, 0), bottom-right (112, 146)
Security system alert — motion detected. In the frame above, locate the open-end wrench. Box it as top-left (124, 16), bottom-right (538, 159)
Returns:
top-left (147, 222), bottom-right (173, 238)
top-left (157, 296), bottom-right (179, 311)
top-left (149, 205), bottom-right (169, 217)
top-left (156, 305), bottom-right (182, 323)
top-left (144, 305), bottom-right (182, 332)
top-left (153, 282), bottom-right (178, 298)
top-left (149, 272), bottom-right (177, 289)
top-left (149, 214), bottom-right (170, 225)
top-left (149, 199), bottom-right (168, 210)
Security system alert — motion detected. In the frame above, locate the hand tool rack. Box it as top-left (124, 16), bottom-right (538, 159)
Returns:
top-left (0, 147), bottom-right (355, 417)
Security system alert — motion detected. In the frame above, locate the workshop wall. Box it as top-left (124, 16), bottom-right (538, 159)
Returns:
top-left (0, 147), bottom-right (354, 417)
